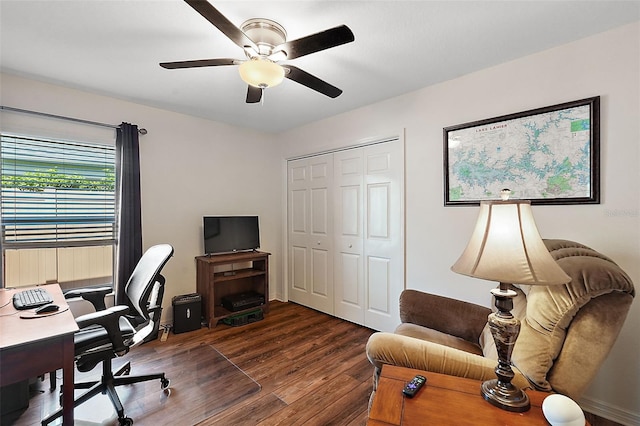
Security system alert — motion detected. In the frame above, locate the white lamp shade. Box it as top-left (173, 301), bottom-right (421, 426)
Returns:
top-left (239, 59), bottom-right (285, 88)
top-left (451, 200), bottom-right (570, 285)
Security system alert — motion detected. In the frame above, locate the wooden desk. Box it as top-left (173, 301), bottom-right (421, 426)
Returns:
top-left (0, 284), bottom-right (78, 425)
top-left (368, 365), bottom-right (589, 425)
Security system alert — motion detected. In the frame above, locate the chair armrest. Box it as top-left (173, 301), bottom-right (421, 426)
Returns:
top-left (76, 305), bottom-right (130, 355)
top-left (147, 304), bottom-right (162, 316)
top-left (365, 332), bottom-right (531, 391)
top-left (64, 286), bottom-right (112, 311)
top-left (399, 289), bottom-right (491, 343)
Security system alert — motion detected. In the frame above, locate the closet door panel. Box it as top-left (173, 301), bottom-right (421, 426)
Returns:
top-left (290, 190), bottom-right (307, 234)
top-left (338, 253), bottom-right (361, 304)
top-left (333, 150), bottom-right (365, 324)
top-left (363, 142), bottom-right (404, 332)
top-left (291, 246), bottom-right (308, 291)
top-left (288, 161), bottom-right (311, 305)
top-left (367, 256), bottom-right (391, 314)
top-left (308, 156), bottom-right (333, 312)
top-left (287, 154), bottom-right (334, 314)
top-left (311, 248), bottom-right (330, 297)
top-left (368, 184), bottom-right (390, 239)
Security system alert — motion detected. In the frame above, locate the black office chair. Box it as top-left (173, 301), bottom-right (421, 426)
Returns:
top-left (42, 244), bottom-right (174, 426)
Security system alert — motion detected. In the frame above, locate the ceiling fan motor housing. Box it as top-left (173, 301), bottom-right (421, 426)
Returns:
top-left (241, 18), bottom-right (287, 57)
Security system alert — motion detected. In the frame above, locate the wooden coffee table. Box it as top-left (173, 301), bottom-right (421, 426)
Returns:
top-left (368, 365), bottom-right (589, 425)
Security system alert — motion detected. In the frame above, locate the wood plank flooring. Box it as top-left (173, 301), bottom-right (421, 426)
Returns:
top-left (8, 300), bottom-right (621, 425)
top-left (153, 301), bottom-right (620, 426)
top-left (183, 301), bottom-right (375, 426)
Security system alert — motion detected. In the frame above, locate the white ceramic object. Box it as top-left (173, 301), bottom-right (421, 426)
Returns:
top-left (542, 394), bottom-right (585, 426)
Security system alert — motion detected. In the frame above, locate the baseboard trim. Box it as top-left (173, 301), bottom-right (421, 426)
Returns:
top-left (579, 395), bottom-right (640, 426)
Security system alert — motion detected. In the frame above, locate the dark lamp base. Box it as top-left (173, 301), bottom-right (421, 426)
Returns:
top-left (481, 378), bottom-right (531, 412)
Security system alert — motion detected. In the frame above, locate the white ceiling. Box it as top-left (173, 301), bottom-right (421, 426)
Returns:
top-left (1, 1), bottom-right (639, 133)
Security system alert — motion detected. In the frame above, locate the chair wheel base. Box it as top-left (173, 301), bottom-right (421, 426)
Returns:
top-left (119, 417), bottom-right (134, 426)
top-left (161, 378), bottom-right (170, 390)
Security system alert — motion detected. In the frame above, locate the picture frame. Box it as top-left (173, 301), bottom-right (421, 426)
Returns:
top-left (443, 96), bottom-right (600, 206)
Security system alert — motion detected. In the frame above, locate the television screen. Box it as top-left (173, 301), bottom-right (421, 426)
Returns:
top-left (203, 216), bottom-right (260, 254)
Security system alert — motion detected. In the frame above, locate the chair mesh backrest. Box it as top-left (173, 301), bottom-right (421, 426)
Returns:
top-left (125, 244), bottom-right (174, 319)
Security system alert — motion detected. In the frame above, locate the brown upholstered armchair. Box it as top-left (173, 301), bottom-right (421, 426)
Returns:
top-left (366, 239), bottom-right (635, 405)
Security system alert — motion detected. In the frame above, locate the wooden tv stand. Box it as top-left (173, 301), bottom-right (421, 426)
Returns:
top-left (195, 250), bottom-right (270, 328)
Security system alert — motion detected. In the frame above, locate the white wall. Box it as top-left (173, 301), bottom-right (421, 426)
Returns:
top-left (279, 22), bottom-right (640, 424)
top-left (0, 72), bottom-right (284, 315)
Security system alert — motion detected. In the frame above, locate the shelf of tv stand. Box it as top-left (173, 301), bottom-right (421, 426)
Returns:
top-left (195, 250), bottom-right (270, 328)
top-left (212, 304), bottom-right (263, 321)
top-left (213, 267), bottom-right (265, 282)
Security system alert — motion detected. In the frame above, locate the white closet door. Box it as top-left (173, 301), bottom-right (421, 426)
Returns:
top-left (363, 141), bottom-right (404, 332)
top-left (287, 155), bottom-right (334, 314)
top-left (288, 139), bottom-right (404, 331)
top-left (333, 149), bottom-right (365, 324)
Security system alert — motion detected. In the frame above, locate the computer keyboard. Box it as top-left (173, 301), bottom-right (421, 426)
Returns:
top-left (12, 288), bottom-right (54, 310)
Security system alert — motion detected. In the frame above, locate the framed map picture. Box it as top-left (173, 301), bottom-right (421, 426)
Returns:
top-left (443, 96), bottom-right (600, 206)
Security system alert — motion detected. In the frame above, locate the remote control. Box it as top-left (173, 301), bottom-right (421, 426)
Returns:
top-left (402, 375), bottom-right (427, 398)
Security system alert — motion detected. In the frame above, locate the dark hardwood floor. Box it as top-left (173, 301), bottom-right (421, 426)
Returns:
top-left (142, 301), bottom-right (624, 426)
top-left (8, 300), bottom-right (622, 425)
top-left (181, 301), bottom-right (375, 425)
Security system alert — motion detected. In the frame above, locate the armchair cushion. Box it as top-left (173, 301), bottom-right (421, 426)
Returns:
top-left (396, 323), bottom-right (484, 355)
top-left (398, 290), bottom-right (491, 356)
top-left (508, 240), bottom-right (635, 392)
top-left (400, 290), bottom-right (491, 343)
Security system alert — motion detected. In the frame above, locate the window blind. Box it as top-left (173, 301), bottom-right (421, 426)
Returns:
top-left (1, 134), bottom-right (116, 248)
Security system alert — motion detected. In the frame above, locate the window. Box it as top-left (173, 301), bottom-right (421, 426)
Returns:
top-left (1, 133), bottom-right (116, 289)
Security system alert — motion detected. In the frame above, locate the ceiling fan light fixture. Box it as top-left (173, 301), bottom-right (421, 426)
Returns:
top-left (239, 58), bottom-right (285, 88)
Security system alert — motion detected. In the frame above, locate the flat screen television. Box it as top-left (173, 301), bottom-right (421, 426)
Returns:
top-left (203, 216), bottom-right (260, 254)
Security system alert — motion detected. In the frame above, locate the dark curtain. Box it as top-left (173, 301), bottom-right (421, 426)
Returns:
top-left (0, 235), bottom-right (3, 287)
top-left (115, 122), bottom-right (142, 305)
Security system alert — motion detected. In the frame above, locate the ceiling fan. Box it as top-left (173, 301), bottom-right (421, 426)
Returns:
top-left (160, 0), bottom-right (355, 103)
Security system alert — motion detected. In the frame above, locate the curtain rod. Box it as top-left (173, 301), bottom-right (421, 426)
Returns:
top-left (0, 105), bottom-right (147, 134)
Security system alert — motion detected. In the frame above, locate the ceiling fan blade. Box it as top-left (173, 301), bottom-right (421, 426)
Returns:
top-left (184, 0), bottom-right (258, 52)
top-left (284, 65), bottom-right (342, 98)
top-left (277, 25), bottom-right (354, 60)
top-left (246, 86), bottom-right (262, 104)
top-left (160, 58), bottom-right (239, 69)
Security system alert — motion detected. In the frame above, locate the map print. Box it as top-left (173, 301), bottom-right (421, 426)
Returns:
top-left (447, 104), bottom-right (592, 202)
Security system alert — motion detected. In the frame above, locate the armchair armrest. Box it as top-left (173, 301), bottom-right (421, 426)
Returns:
top-left (367, 332), bottom-right (498, 379)
top-left (366, 332), bottom-right (532, 391)
top-left (64, 286), bottom-right (112, 311)
top-left (76, 305), bottom-right (130, 355)
top-left (399, 289), bottom-right (491, 343)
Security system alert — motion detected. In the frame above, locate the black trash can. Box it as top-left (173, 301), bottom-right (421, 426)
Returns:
top-left (172, 293), bottom-right (202, 334)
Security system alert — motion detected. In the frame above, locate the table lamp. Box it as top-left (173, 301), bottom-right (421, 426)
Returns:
top-left (451, 190), bottom-right (570, 412)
